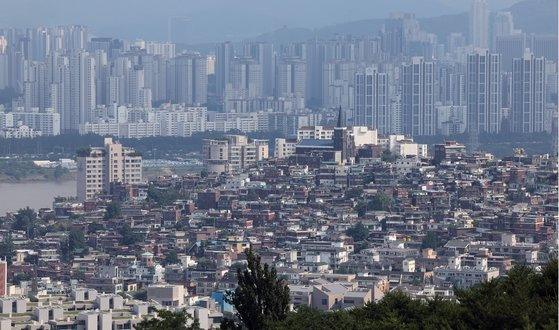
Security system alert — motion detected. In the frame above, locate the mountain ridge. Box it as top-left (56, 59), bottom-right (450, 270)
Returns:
top-left (242, 0), bottom-right (556, 45)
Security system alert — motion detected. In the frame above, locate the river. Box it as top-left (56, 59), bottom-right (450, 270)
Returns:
top-left (0, 180), bottom-right (76, 215)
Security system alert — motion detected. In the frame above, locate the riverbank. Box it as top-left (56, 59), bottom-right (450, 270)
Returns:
top-left (0, 159), bottom-right (75, 183)
top-left (0, 171), bottom-right (75, 184)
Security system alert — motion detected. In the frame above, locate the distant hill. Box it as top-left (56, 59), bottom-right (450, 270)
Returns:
top-left (246, 27), bottom-right (316, 44)
top-left (420, 13), bottom-right (468, 40)
top-left (508, 0), bottom-right (558, 35)
top-left (243, 0), bottom-right (555, 44)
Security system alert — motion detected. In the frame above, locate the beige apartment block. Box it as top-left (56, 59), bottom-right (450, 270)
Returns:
top-left (77, 137), bottom-right (142, 201)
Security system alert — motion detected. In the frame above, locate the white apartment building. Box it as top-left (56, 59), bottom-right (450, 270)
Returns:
top-left (378, 134), bottom-right (428, 158)
top-left (147, 284), bottom-right (185, 307)
top-left (0, 111), bottom-right (14, 129)
top-left (77, 138), bottom-right (143, 201)
top-left (297, 126), bottom-right (335, 141)
top-left (433, 256), bottom-right (499, 289)
top-left (394, 141), bottom-right (428, 158)
top-left (275, 138), bottom-right (297, 159)
top-left (350, 126), bottom-right (378, 147)
top-left (79, 122), bottom-right (161, 138)
top-left (1, 124), bottom-right (42, 138)
top-left (144, 41), bottom-right (176, 59)
top-left (203, 135), bottom-right (269, 174)
top-left (11, 108), bottom-right (61, 136)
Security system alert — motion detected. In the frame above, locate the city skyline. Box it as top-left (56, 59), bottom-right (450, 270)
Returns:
top-left (0, 1), bottom-right (556, 140)
top-left (0, 0), bottom-right (548, 44)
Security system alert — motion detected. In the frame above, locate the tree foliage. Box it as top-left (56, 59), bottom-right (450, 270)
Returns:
top-left (368, 191), bottom-right (392, 211)
top-left (455, 259), bottom-right (558, 329)
top-left (0, 132), bottom-right (552, 159)
top-left (0, 160), bottom-right (68, 181)
top-left (225, 249), bottom-right (290, 330)
top-left (68, 228), bottom-right (86, 252)
top-left (381, 150), bottom-right (398, 163)
top-left (134, 308), bottom-right (200, 330)
top-left (354, 192), bottom-right (392, 216)
top-left (147, 185), bottom-right (180, 206)
top-left (0, 239), bottom-right (15, 265)
top-left (119, 224), bottom-right (142, 245)
top-left (104, 201), bottom-right (122, 220)
top-left (345, 222), bottom-right (369, 242)
top-left (165, 250), bottom-right (179, 265)
top-left (88, 222), bottom-right (105, 233)
top-left (267, 259), bottom-right (558, 330)
top-left (12, 207), bottom-right (38, 238)
top-left (355, 201), bottom-right (368, 217)
top-left (345, 187), bottom-right (363, 200)
top-left (421, 232), bottom-right (443, 250)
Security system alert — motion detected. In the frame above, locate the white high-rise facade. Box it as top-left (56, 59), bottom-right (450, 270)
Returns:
top-left (69, 51), bottom-right (96, 132)
top-left (216, 42), bottom-right (234, 98)
top-left (230, 58), bottom-right (263, 99)
top-left (402, 57), bottom-right (435, 136)
top-left (276, 58), bottom-right (306, 100)
top-left (354, 67), bottom-right (390, 134)
top-left (169, 54), bottom-right (207, 105)
top-left (511, 51), bottom-right (546, 133)
top-left (127, 65), bottom-right (144, 107)
top-left (467, 50), bottom-right (502, 134)
top-left (470, 0), bottom-right (489, 49)
top-left (323, 61), bottom-right (356, 110)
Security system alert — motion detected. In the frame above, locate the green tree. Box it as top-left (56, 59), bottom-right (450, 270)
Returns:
top-left (104, 201), bottom-right (122, 220)
top-left (456, 259), bottom-right (558, 329)
top-left (381, 150), bottom-right (398, 163)
top-left (88, 223), bottom-right (105, 233)
top-left (225, 249), bottom-right (290, 330)
top-left (346, 222), bottom-right (369, 242)
top-left (266, 259), bottom-right (558, 330)
top-left (68, 228), bottom-right (86, 252)
top-left (119, 224), bottom-right (142, 245)
top-left (0, 239), bottom-right (15, 265)
top-left (53, 166), bottom-right (67, 180)
top-left (12, 273), bottom-right (32, 285)
top-left (59, 239), bottom-right (70, 262)
top-left (345, 188), bottom-right (363, 199)
top-left (354, 201), bottom-right (368, 217)
top-left (24, 254), bottom-right (39, 265)
top-left (421, 232), bottom-right (442, 250)
top-left (147, 185), bottom-right (180, 206)
top-left (134, 309), bottom-right (200, 330)
top-left (165, 250), bottom-right (179, 265)
top-left (12, 207), bottom-right (38, 238)
top-left (367, 191), bottom-right (392, 211)
top-left (268, 305), bottom-right (356, 330)
top-left (75, 147), bottom-right (92, 157)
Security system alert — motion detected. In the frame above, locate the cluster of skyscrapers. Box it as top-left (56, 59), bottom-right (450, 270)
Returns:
top-left (0, 0), bottom-right (556, 138)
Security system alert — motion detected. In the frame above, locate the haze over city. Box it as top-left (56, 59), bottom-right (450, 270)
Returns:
top-left (0, 0), bottom-right (556, 329)
top-left (0, 0), bottom-right (549, 43)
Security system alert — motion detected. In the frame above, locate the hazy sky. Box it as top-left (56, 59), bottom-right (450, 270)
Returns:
top-left (1, 0), bottom-right (523, 43)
